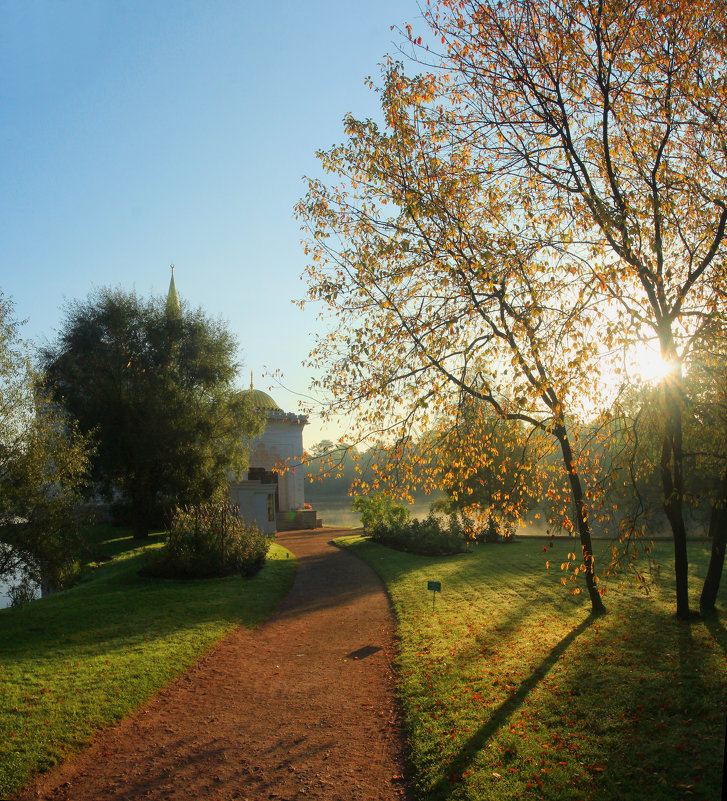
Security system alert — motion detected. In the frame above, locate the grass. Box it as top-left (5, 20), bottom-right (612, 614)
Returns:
top-left (336, 535), bottom-right (727, 801)
top-left (0, 525), bottom-right (296, 797)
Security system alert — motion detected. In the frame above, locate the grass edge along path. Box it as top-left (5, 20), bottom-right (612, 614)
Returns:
top-left (336, 535), bottom-right (727, 801)
top-left (0, 527), bottom-right (297, 798)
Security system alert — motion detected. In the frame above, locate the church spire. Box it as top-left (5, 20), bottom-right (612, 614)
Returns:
top-left (166, 264), bottom-right (181, 317)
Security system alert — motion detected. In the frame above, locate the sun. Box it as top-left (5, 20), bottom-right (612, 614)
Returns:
top-left (626, 343), bottom-right (677, 385)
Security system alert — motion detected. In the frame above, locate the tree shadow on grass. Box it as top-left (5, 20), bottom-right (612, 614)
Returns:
top-left (0, 545), bottom-right (295, 663)
top-left (80, 525), bottom-right (165, 563)
top-left (426, 614), bottom-right (595, 798)
top-left (703, 612), bottom-right (727, 656)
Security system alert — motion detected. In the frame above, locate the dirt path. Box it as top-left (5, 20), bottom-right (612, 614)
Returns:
top-left (16, 529), bottom-right (410, 801)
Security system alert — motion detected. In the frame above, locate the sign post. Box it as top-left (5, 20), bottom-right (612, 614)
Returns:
top-left (427, 580), bottom-right (441, 611)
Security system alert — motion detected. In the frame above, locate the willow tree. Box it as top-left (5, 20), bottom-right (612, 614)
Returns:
top-left (299, 63), bottom-right (611, 612)
top-left (43, 289), bottom-right (263, 538)
top-left (432, 399), bottom-right (543, 525)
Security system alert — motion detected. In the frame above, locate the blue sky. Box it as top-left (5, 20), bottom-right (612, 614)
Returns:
top-left (0, 0), bottom-right (420, 446)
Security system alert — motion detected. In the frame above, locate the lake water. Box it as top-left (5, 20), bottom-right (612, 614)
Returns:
top-left (0, 569), bottom-right (39, 610)
top-left (307, 497), bottom-right (577, 538)
top-left (309, 497), bottom-right (442, 529)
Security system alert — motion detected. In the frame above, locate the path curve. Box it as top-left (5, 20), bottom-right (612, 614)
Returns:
top-left (16, 529), bottom-right (410, 801)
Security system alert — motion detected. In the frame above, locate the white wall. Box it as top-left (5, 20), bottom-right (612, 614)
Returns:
top-left (229, 481), bottom-right (277, 535)
top-left (247, 413), bottom-right (306, 512)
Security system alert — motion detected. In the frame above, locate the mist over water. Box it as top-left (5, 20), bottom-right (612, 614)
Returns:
top-left (309, 496), bottom-right (549, 535)
top-left (311, 497), bottom-right (437, 529)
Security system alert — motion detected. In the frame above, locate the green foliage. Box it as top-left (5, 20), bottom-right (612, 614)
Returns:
top-left (338, 535), bottom-right (727, 801)
top-left (0, 292), bottom-right (91, 599)
top-left (0, 524), bottom-right (296, 797)
top-left (351, 493), bottom-right (411, 531)
top-left (368, 510), bottom-right (470, 556)
top-left (42, 288), bottom-right (263, 537)
top-left (144, 502), bottom-right (270, 579)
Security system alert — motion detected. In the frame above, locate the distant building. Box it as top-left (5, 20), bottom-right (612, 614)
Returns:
top-left (230, 382), bottom-right (321, 533)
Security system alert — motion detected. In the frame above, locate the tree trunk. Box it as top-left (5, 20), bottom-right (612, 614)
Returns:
top-left (556, 426), bottom-right (606, 615)
top-left (660, 375), bottom-right (692, 619)
top-left (700, 466), bottom-right (727, 614)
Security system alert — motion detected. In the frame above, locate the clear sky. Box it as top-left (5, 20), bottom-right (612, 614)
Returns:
top-left (0, 0), bottom-right (420, 447)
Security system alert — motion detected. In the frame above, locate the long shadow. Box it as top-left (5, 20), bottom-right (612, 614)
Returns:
top-left (80, 524), bottom-right (165, 562)
top-left (583, 608), bottom-right (726, 800)
top-left (427, 614), bottom-right (595, 798)
top-left (0, 545), bottom-right (294, 662)
top-left (703, 613), bottom-right (727, 656)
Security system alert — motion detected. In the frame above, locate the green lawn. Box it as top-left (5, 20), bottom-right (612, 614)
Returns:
top-left (337, 535), bottom-right (727, 801)
top-left (0, 526), bottom-right (296, 797)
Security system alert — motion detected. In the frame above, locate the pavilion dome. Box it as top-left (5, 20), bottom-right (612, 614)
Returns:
top-left (244, 388), bottom-right (282, 412)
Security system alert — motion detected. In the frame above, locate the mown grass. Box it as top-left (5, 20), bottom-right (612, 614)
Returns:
top-left (0, 525), bottom-right (296, 797)
top-left (337, 535), bottom-right (727, 801)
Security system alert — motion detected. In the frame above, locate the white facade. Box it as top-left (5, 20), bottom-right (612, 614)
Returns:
top-left (230, 390), bottom-right (309, 532)
top-left (244, 411), bottom-right (307, 511)
top-left (229, 481), bottom-right (277, 535)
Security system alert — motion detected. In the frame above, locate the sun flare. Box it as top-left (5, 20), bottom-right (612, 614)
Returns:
top-left (626, 344), bottom-right (676, 385)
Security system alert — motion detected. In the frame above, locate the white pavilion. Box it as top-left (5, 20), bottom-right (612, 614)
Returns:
top-left (230, 382), bottom-right (320, 534)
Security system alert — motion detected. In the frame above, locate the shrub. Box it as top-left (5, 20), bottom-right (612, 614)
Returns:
top-left (368, 511), bottom-right (470, 556)
top-left (8, 582), bottom-right (38, 607)
top-left (143, 502), bottom-right (269, 579)
top-left (485, 512), bottom-right (501, 543)
top-left (351, 494), bottom-right (411, 531)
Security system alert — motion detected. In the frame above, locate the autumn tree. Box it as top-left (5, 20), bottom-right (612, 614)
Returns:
top-left (683, 320), bottom-right (727, 612)
top-left (400, 0), bottom-right (727, 618)
top-left (298, 61), bottom-right (611, 612)
top-left (42, 289), bottom-right (262, 538)
top-left (430, 398), bottom-right (542, 524)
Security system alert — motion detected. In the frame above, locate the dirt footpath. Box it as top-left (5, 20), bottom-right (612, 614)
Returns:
top-left (16, 529), bottom-right (410, 801)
